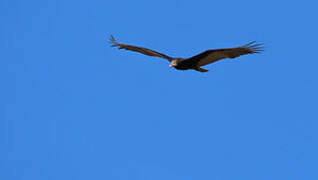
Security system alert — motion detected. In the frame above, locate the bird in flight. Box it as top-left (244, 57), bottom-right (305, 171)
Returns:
top-left (110, 35), bottom-right (263, 72)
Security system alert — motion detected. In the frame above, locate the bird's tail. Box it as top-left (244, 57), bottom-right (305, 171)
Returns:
top-left (195, 67), bottom-right (209, 72)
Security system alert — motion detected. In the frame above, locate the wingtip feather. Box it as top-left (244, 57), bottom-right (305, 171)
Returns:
top-left (110, 35), bottom-right (115, 41)
top-left (109, 35), bottom-right (120, 47)
top-left (243, 41), bottom-right (264, 53)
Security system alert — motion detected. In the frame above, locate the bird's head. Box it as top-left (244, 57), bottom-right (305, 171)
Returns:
top-left (169, 59), bottom-right (178, 67)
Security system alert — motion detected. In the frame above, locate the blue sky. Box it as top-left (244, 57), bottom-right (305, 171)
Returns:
top-left (1, 0), bottom-right (318, 179)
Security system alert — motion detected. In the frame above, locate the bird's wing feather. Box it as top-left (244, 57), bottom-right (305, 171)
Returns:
top-left (109, 35), bottom-right (172, 61)
top-left (186, 41), bottom-right (263, 66)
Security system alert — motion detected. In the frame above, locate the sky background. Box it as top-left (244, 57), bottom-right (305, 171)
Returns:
top-left (1, 0), bottom-right (318, 179)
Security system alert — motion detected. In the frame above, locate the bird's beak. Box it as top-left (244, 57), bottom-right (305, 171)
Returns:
top-left (169, 62), bottom-right (176, 67)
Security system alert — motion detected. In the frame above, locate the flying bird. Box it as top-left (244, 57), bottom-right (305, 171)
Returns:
top-left (110, 35), bottom-right (263, 72)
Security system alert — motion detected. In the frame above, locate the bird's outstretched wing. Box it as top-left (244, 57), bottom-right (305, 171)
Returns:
top-left (186, 41), bottom-right (264, 66)
top-left (109, 35), bottom-right (172, 61)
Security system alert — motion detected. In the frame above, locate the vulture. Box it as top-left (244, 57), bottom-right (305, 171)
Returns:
top-left (110, 35), bottom-right (263, 72)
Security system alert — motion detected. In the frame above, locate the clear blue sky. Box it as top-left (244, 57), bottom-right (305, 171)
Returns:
top-left (1, 0), bottom-right (318, 179)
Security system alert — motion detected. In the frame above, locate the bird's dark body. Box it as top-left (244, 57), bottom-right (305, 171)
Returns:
top-left (173, 58), bottom-right (196, 70)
